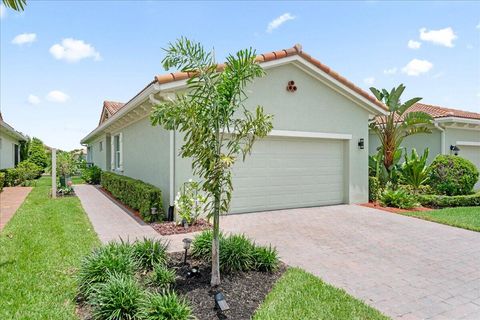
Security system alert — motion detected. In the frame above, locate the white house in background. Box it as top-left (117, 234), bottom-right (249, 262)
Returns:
top-left (0, 112), bottom-right (27, 169)
top-left (81, 44), bottom-right (388, 214)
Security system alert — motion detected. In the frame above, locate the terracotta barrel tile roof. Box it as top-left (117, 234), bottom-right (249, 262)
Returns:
top-left (409, 103), bottom-right (480, 120)
top-left (104, 101), bottom-right (125, 115)
top-left (153, 44), bottom-right (386, 111)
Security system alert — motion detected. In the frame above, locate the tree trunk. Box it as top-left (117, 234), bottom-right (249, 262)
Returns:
top-left (210, 188), bottom-right (221, 287)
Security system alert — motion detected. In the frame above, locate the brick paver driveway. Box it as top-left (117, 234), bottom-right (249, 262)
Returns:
top-left (221, 205), bottom-right (480, 320)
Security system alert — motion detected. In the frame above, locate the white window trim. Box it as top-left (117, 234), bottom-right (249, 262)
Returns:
top-left (111, 133), bottom-right (123, 172)
top-left (456, 141), bottom-right (480, 147)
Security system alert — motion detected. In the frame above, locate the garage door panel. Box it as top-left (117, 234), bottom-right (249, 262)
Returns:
top-left (230, 137), bottom-right (346, 213)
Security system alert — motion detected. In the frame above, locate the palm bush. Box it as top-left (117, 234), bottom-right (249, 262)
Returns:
top-left (428, 155), bottom-right (479, 196)
top-left (77, 241), bottom-right (138, 297)
top-left (89, 272), bottom-right (143, 320)
top-left (400, 148), bottom-right (429, 193)
top-left (380, 186), bottom-right (419, 209)
top-left (140, 291), bottom-right (193, 320)
top-left (149, 263), bottom-right (176, 289)
top-left (253, 245), bottom-right (280, 272)
top-left (133, 238), bottom-right (168, 271)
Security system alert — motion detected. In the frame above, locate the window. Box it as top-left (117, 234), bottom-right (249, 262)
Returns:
top-left (99, 141), bottom-right (103, 151)
top-left (114, 134), bottom-right (121, 170)
top-left (14, 144), bottom-right (19, 166)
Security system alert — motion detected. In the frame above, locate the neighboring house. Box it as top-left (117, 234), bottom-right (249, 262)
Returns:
top-left (81, 44), bottom-right (387, 214)
top-left (0, 112), bottom-right (27, 169)
top-left (369, 103), bottom-right (480, 188)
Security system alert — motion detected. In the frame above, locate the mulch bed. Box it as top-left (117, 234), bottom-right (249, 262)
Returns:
top-left (168, 252), bottom-right (286, 320)
top-left (76, 252), bottom-right (286, 320)
top-left (360, 201), bottom-right (432, 214)
top-left (151, 219), bottom-right (211, 236)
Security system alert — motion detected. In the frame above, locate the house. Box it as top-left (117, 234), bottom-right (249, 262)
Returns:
top-left (369, 103), bottom-right (480, 188)
top-left (81, 44), bottom-right (388, 214)
top-left (0, 112), bottom-right (27, 169)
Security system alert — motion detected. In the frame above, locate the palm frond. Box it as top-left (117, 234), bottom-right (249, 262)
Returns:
top-left (2, 0), bottom-right (26, 11)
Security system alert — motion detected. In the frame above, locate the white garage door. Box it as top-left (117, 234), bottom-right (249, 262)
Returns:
top-left (460, 146), bottom-right (480, 189)
top-left (230, 137), bottom-right (346, 214)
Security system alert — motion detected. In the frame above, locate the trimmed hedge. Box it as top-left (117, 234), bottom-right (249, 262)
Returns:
top-left (0, 172), bottom-right (4, 192)
top-left (368, 176), bottom-right (380, 202)
top-left (101, 172), bottom-right (164, 222)
top-left (428, 155), bottom-right (479, 196)
top-left (416, 193), bottom-right (480, 208)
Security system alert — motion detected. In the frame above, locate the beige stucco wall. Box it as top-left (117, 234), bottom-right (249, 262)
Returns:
top-left (174, 63), bottom-right (372, 204)
top-left (0, 131), bottom-right (20, 169)
top-left (111, 116), bottom-right (171, 212)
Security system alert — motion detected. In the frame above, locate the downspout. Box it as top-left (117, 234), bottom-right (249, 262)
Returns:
top-left (434, 122), bottom-right (446, 154)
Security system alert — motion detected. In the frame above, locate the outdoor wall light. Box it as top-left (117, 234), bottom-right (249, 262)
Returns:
top-left (450, 145), bottom-right (460, 156)
top-left (358, 138), bottom-right (365, 149)
top-left (182, 238), bottom-right (192, 265)
top-left (214, 292), bottom-right (230, 312)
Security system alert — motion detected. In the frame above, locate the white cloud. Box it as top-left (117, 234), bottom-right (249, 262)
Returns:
top-left (402, 59), bottom-right (433, 76)
top-left (383, 67), bottom-right (397, 75)
top-left (407, 40), bottom-right (421, 49)
top-left (0, 4), bottom-right (5, 19)
top-left (12, 33), bottom-right (37, 45)
top-left (267, 13), bottom-right (296, 33)
top-left (419, 27), bottom-right (457, 47)
top-left (363, 77), bottom-right (375, 85)
top-left (49, 38), bottom-right (101, 63)
top-left (27, 94), bottom-right (41, 105)
top-left (46, 90), bottom-right (70, 103)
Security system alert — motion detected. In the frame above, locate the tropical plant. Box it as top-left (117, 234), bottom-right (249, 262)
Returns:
top-left (379, 186), bottom-right (419, 209)
top-left (56, 151), bottom-right (78, 177)
top-left (89, 272), bottom-right (143, 320)
top-left (19, 136), bottom-right (30, 162)
top-left (428, 155), bottom-right (479, 196)
top-left (368, 176), bottom-right (380, 202)
top-left (174, 179), bottom-right (207, 225)
top-left (2, 0), bottom-right (26, 11)
top-left (400, 148), bottom-right (430, 193)
top-left (369, 84), bottom-right (433, 173)
top-left (151, 38), bottom-right (273, 286)
top-left (369, 149), bottom-right (402, 186)
top-left (140, 290), bottom-right (193, 320)
top-left (133, 238), bottom-right (168, 271)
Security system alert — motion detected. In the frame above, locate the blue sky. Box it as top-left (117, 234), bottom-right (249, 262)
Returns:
top-left (1, 1), bottom-right (479, 150)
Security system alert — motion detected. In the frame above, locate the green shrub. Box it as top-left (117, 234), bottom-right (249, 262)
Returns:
top-left (400, 184), bottom-right (433, 195)
top-left (101, 172), bottom-right (164, 222)
top-left (81, 165), bottom-right (102, 184)
top-left (0, 172), bottom-right (4, 192)
top-left (416, 192), bottom-right (480, 208)
top-left (0, 168), bottom-right (20, 186)
top-left (140, 291), bottom-right (193, 320)
top-left (380, 187), bottom-right (419, 209)
top-left (133, 238), bottom-right (168, 271)
top-left (220, 234), bottom-right (255, 272)
top-left (191, 229), bottom-right (224, 261)
top-left (400, 148), bottom-right (430, 192)
top-left (253, 245), bottom-right (279, 272)
top-left (28, 137), bottom-right (49, 170)
top-left (368, 176), bottom-right (380, 202)
top-left (16, 160), bottom-right (42, 186)
top-left (77, 241), bottom-right (138, 297)
top-left (428, 155), bottom-right (479, 196)
top-left (149, 264), bottom-right (176, 289)
top-left (89, 272), bottom-right (143, 320)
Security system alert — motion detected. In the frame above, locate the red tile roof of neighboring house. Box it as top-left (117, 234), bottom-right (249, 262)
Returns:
top-left (153, 44), bottom-right (387, 111)
top-left (104, 101), bottom-right (125, 115)
top-left (408, 103), bottom-right (480, 120)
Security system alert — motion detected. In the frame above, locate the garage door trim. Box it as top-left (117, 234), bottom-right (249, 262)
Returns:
top-left (456, 140), bottom-right (480, 147)
top-left (269, 129), bottom-right (352, 140)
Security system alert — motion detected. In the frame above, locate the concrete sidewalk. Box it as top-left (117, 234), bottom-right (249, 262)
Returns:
top-left (74, 184), bottom-right (193, 251)
top-left (0, 187), bottom-right (32, 231)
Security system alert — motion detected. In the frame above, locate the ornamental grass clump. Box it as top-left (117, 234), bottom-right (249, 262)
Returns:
top-left (89, 272), bottom-right (143, 320)
top-left (140, 291), bottom-right (194, 320)
top-left (252, 245), bottom-right (280, 272)
top-left (77, 240), bottom-right (138, 298)
top-left (149, 263), bottom-right (176, 289)
top-left (133, 238), bottom-right (168, 271)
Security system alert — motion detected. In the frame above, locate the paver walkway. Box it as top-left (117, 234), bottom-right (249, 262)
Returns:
top-left (0, 187), bottom-right (32, 231)
top-left (221, 206), bottom-right (480, 320)
top-left (74, 185), bottom-right (189, 251)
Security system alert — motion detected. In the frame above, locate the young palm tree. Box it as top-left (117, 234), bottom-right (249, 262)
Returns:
top-left (370, 84), bottom-right (433, 172)
top-left (2, 0), bottom-right (27, 11)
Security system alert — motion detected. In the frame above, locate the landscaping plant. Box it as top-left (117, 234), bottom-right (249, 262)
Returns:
top-left (28, 137), bottom-right (49, 170)
top-left (428, 155), bottom-right (479, 196)
top-left (89, 272), bottom-right (143, 320)
top-left (400, 148), bottom-right (430, 193)
top-left (380, 185), bottom-right (419, 209)
top-left (253, 245), bottom-right (280, 272)
top-left (149, 264), bottom-right (176, 289)
top-left (369, 84), bottom-right (432, 174)
top-left (174, 179), bottom-right (207, 226)
top-left (0, 172), bottom-right (4, 192)
top-left (151, 38), bottom-right (273, 286)
top-left (133, 238), bottom-right (168, 271)
top-left (81, 165), bottom-right (102, 184)
top-left (140, 291), bottom-right (193, 320)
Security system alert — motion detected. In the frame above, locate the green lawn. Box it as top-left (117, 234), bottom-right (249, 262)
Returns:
top-left (254, 268), bottom-right (389, 320)
top-left (71, 175), bottom-right (85, 185)
top-left (0, 177), bottom-right (99, 319)
top-left (403, 206), bottom-right (480, 232)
